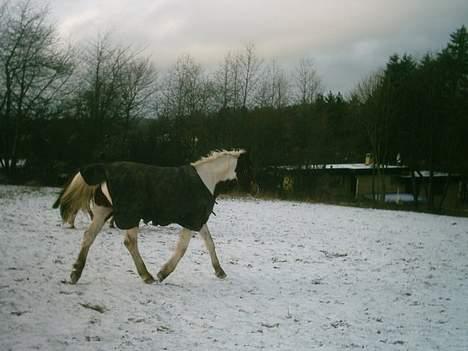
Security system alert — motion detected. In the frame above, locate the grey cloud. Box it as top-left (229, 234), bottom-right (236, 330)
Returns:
top-left (49, 0), bottom-right (468, 93)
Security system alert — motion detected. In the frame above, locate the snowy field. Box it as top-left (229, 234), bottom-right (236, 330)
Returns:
top-left (1, 185), bottom-right (467, 351)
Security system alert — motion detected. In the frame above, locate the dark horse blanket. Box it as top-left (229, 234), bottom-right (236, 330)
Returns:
top-left (80, 162), bottom-right (215, 231)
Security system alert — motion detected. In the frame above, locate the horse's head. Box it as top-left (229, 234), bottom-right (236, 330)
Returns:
top-left (235, 151), bottom-right (258, 196)
top-left (194, 149), bottom-right (258, 196)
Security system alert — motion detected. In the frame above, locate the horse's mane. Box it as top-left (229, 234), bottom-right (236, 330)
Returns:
top-left (191, 149), bottom-right (245, 167)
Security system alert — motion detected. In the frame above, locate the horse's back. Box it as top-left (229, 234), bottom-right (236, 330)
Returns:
top-left (89, 162), bottom-right (213, 231)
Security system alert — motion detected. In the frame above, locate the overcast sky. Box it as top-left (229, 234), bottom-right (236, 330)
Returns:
top-left (48, 0), bottom-right (468, 94)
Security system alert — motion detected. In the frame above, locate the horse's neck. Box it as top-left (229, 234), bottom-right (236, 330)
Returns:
top-left (193, 156), bottom-right (236, 194)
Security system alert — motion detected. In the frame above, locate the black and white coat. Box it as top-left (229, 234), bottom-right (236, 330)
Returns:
top-left (80, 162), bottom-right (215, 231)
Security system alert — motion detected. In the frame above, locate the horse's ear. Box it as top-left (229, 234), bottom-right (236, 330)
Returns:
top-left (236, 151), bottom-right (251, 169)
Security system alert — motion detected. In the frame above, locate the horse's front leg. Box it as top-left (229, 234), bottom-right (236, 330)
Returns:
top-left (124, 227), bottom-right (155, 284)
top-left (157, 228), bottom-right (192, 282)
top-left (70, 206), bottom-right (112, 283)
top-left (199, 224), bottom-right (226, 279)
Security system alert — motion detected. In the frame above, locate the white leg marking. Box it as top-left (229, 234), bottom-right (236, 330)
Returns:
top-left (199, 224), bottom-right (226, 278)
top-left (124, 227), bottom-right (155, 283)
top-left (158, 228), bottom-right (192, 282)
top-left (70, 205), bottom-right (112, 283)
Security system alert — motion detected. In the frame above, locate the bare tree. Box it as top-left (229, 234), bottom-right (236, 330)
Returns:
top-left (160, 54), bottom-right (211, 118)
top-left (239, 43), bottom-right (263, 109)
top-left (293, 57), bottom-right (322, 105)
top-left (353, 71), bottom-right (383, 104)
top-left (213, 51), bottom-right (242, 110)
top-left (256, 59), bottom-right (290, 109)
top-left (230, 52), bottom-right (243, 109)
top-left (352, 70), bottom-right (392, 201)
top-left (77, 34), bottom-right (129, 127)
top-left (118, 57), bottom-right (158, 150)
top-left (214, 51), bottom-right (232, 110)
top-left (212, 44), bottom-right (263, 111)
top-left (0, 0), bottom-right (74, 174)
top-left (68, 33), bottom-right (159, 160)
top-left (75, 34), bottom-right (158, 123)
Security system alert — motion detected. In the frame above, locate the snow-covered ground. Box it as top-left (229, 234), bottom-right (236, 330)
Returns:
top-left (1, 185), bottom-right (467, 350)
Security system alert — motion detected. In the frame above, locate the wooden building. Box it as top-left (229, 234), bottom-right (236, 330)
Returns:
top-left (258, 162), bottom-right (467, 213)
top-left (259, 163), bottom-right (408, 201)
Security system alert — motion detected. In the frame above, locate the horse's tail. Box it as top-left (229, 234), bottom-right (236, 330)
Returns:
top-left (53, 173), bottom-right (75, 210)
top-left (54, 172), bottom-right (99, 225)
top-left (52, 187), bottom-right (66, 209)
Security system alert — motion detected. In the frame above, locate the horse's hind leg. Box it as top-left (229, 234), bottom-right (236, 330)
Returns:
top-left (69, 206), bottom-right (112, 284)
top-left (68, 211), bottom-right (77, 228)
top-left (157, 228), bottom-right (192, 282)
top-left (199, 224), bottom-right (226, 279)
top-left (124, 227), bottom-right (155, 284)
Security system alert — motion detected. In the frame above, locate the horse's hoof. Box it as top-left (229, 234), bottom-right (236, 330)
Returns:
top-left (157, 271), bottom-right (167, 282)
top-left (215, 269), bottom-right (227, 279)
top-left (70, 270), bottom-right (81, 284)
top-left (143, 275), bottom-right (156, 284)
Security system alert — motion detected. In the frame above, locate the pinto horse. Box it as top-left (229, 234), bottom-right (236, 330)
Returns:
top-left (54, 150), bottom-right (256, 284)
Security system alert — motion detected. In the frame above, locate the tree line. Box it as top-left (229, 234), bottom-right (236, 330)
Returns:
top-left (352, 26), bottom-right (468, 208)
top-left (1, 1), bottom-right (467, 208)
